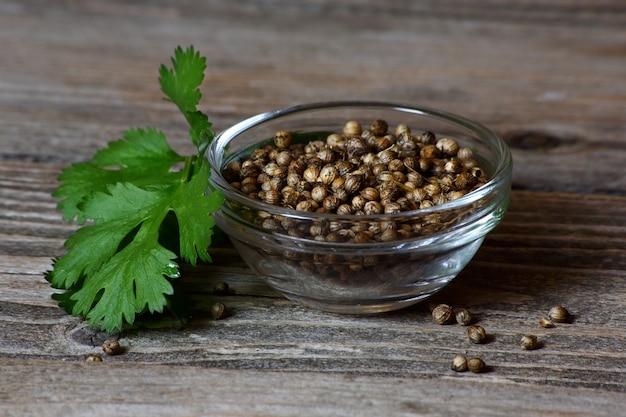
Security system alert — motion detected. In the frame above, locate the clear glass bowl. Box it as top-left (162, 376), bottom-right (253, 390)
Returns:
top-left (207, 101), bottom-right (512, 314)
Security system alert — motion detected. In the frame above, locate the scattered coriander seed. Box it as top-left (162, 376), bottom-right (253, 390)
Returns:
top-left (431, 303), bottom-right (453, 325)
top-left (520, 334), bottom-right (539, 350)
top-left (451, 355), bottom-right (468, 372)
top-left (102, 338), bottom-right (124, 356)
top-left (467, 357), bottom-right (486, 373)
top-left (455, 308), bottom-right (472, 326)
top-left (85, 354), bottom-right (103, 362)
top-left (211, 302), bottom-right (228, 320)
top-left (539, 317), bottom-right (555, 328)
top-left (467, 324), bottom-right (487, 344)
top-left (548, 306), bottom-right (570, 323)
top-left (214, 281), bottom-right (230, 294)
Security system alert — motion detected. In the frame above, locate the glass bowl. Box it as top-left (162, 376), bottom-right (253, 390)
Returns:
top-left (207, 101), bottom-right (512, 314)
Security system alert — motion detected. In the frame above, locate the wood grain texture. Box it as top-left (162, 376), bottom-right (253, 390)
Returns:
top-left (1, 180), bottom-right (625, 412)
top-left (1, 1), bottom-right (625, 415)
top-left (1, 357), bottom-right (624, 417)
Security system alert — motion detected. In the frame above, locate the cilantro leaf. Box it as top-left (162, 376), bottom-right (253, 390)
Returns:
top-left (53, 127), bottom-right (184, 223)
top-left (47, 46), bottom-right (224, 332)
top-left (49, 167), bottom-right (223, 331)
top-left (170, 158), bottom-right (223, 264)
top-left (159, 45), bottom-right (213, 152)
top-left (159, 45), bottom-right (205, 115)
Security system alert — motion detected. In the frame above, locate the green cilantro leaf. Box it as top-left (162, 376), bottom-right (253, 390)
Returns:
top-left (47, 46), bottom-right (223, 332)
top-left (159, 45), bottom-right (213, 153)
top-left (53, 127), bottom-right (184, 223)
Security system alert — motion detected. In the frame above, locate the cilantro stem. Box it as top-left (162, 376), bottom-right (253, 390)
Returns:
top-left (181, 155), bottom-right (196, 182)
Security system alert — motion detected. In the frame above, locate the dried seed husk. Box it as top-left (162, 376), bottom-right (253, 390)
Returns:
top-left (539, 317), bottom-right (555, 328)
top-left (455, 308), bottom-right (472, 326)
top-left (457, 147), bottom-right (475, 160)
top-left (436, 137), bottom-right (460, 156)
top-left (347, 137), bottom-right (369, 158)
top-left (451, 355), bottom-right (468, 372)
top-left (419, 130), bottom-right (436, 145)
top-left (467, 357), bottom-right (486, 373)
top-left (214, 281), bottom-right (230, 294)
top-left (102, 339), bottom-right (124, 356)
top-left (431, 304), bottom-right (453, 325)
top-left (274, 130), bottom-right (292, 148)
top-left (370, 119), bottom-right (388, 136)
top-left (343, 120), bottom-right (363, 138)
top-left (520, 334), bottom-right (539, 350)
top-left (467, 325), bottom-right (486, 344)
top-left (548, 306), bottom-right (570, 323)
top-left (211, 302), bottom-right (228, 320)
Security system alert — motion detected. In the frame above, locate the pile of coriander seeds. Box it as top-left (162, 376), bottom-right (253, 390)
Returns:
top-left (223, 119), bottom-right (489, 243)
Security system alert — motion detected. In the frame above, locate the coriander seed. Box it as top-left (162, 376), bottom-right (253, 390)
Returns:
top-left (303, 166), bottom-right (320, 183)
top-left (395, 123), bottom-right (410, 137)
top-left (343, 120), bottom-right (362, 138)
top-left (455, 308), bottom-right (472, 326)
top-left (467, 357), bottom-right (486, 373)
top-left (370, 119), bottom-right (388, 136)
top-left (548, 306), bottom-right (570, 323)
top-left (85, 354), bottom-right (103, 362)
top-left (102, 338), bottom-right (124, 356)
top-left (451, 355), bottom-right (468, 372)
top-left (467, 324), bottom-right (486, 344)
top-left (274, 130), bottom-right (292, 148)
top-left (211, 302), bottom-right (228, 320)
top-left (419, 130), bottom-right (436, 145)
top-left (520, 334), bottom-right (539, 350)
top-left (436, 138), bottom-right (460, 156)
top-left (347, 137), bottom-right (368, 158)
top-left (431, 303), bottom-right (453, 325)
top-left (227, 119), bottom-right (490, 248)
top-left (457, 147), bottom-right (475, 160)
top-left (214, 281), bottom-right (230, 294)
top-left (539, 317), bottom-right (555, 328)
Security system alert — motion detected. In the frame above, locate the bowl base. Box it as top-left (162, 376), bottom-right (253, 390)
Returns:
top-left (277, 291), bottom-right (442, 315)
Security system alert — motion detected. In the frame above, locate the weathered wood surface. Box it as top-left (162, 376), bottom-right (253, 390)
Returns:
top-left (1, 1), bottom-right (625, 416)
top-left (2, 166), bottom-right (625, 414)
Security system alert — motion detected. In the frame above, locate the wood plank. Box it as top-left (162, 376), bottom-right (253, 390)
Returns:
top-left (1, 357), bottom-right (623, 417)
top-left (1, 184), bottom-right (624, 392)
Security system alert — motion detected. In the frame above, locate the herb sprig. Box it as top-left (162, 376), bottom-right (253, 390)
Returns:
top-left (46, 46), bottom-right (223, 332)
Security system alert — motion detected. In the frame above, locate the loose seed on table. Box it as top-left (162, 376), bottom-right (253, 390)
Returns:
top-left (467, 357), bottom-right (486, 373)
top-left (467, 324), bottom-right (487, 344)
top-left (451, 355), bottom-right (468, 372)
top-left (539, 317), bottom-right (555, 328)
top-left (431, 304), bottom-right (453, 325)
top-left (211, 302), bottom-right (228, 320)
top-left (520, 334), bottom-right (539, 350)
top-left (102, 338), bottom-right (124, 356)
top-left (455, 308), bottom-right (472, 326)
top-left (548, 306), bottom-right (571, 323)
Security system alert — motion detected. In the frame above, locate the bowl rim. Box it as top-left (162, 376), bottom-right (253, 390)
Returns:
top-left (208, 100), bottom-right (512, 222)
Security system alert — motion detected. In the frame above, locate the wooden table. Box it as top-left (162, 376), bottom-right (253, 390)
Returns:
top-left (1, 1), bottom-right (624, 415)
